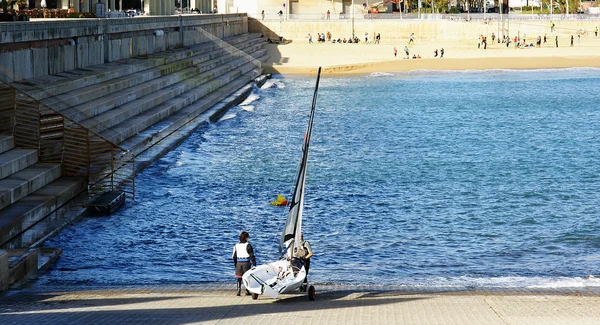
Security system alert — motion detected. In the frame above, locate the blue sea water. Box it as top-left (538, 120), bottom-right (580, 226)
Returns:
top-left (41, 68), bottom-right (600, 289)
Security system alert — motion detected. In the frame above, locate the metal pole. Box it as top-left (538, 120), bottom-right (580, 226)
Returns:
top-left (352, 0), bottom-right (355, 39)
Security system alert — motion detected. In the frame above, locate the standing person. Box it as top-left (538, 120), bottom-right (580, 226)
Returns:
top-left (409, 33), bottom-right (414, 44)
top-left (364, 32), bottom-right (369, 44)
top-left (404, 45), bottom-right (409, 58)
top-left (595, 26), bottom-right (598, 37)
top-left (544, 34), bottom-right (547, 44)
top-left (440, 48), bottom-right (444, 58)
top-left (327, 9), bottom-right (330, 19)
top-left (294, 233), bottom-right (313, 290)
top-left (570, 35), bottom-right (574, 47)
top-left (550, 21), bottom-right (555, 32)
top-left (232, 231), bottom-right (256, 296)
top-left (555, 35), bottom-right (559, 48)
top-left (394, 47), bottom-right (397, 57)
top-left (261, 10), bottom-right (265, 20)
top-left (577, 34), bottom-right (580, 46)
top-left (434, 48), bottom-right (438, 57)
top-left (307, 33), bottom-right (313, 44)
top-left (375, 33), bottom-right (381, 44)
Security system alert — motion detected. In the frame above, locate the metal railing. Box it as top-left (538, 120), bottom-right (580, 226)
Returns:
top-left (0, 81), bottom-right (135, 200)
top-left (252, 12), bottom-right (600, 21)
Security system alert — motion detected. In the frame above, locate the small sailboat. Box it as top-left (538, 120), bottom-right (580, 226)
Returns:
top-left (243, 67), bottom-right (322, 301)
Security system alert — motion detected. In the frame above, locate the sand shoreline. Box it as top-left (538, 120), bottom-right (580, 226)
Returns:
top-left (263, 40), bottom-right (600, 76)
top-left (265, 56), bottom-right (600, 76)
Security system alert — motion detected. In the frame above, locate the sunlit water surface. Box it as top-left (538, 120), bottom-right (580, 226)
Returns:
top-left (41, 68), bottom-right (600, 289)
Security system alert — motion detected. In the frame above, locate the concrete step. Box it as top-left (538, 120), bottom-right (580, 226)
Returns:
top-left (11, 34), bottom-right (263, 102)
top-left (82, 47), bottom-right (267, 135)
top-left (0, 136), bottom-right (14, 155)
top-left (0, 247), bottom-right (61, 291)
top-left (99, 57), bottom-right (264, 146)
top-left (0, 177), bottom-right (86, 247)
top-left (57, 39), bottom-right (267, 124)
top-left (0, 163), bottom-right (61, 211)
top-left (0, 149), bottom-right (38, 180)
top-left (125, 68), bottom-right (263, 165)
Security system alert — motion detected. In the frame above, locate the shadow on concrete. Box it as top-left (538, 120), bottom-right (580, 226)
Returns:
top-left (248, 18), bottom-right (289, 76)
top-left (0, 288), bottom-right (431, 324)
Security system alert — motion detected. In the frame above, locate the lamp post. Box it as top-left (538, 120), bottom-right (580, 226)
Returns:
top-left (352, 0), bottom-right (355, 39)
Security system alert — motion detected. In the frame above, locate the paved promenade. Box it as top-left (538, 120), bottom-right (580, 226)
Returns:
top-left (2, 284), bottom-right (600, 324)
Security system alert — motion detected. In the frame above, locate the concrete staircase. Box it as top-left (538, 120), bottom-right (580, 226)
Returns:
top-left (0, 33), bottom-right (268, 290)
top-left (13, 33), bottom-right (267, 157)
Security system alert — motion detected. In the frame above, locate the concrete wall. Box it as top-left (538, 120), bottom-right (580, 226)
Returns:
top-left (250, 18), bottom-right (600, 42)
top-left (0, 14), bottom-right (249, 83)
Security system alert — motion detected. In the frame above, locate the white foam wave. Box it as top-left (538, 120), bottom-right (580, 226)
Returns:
top-left (261, 80), bottom-right (286, 89)
top-left (220, 113), bottom-right (237, 120)
top-left (240, 105), bottom-right (254, 112)
top-left (369, 72), bottom-right (395, 77)
top-left (412, 276), bottom-right (600, 289)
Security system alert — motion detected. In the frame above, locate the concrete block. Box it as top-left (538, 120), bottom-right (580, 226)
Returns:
top-left (12, 49), bottom-right (33, 81)
top-left (0, 163), bottom-right (61, 211)
top-left (7, 249), bottom-right (38, 285)
top-left (32, 48), bottom-right (49, 78)
top-left (0, 51), bottom-right (14, 83)
top-left (63, 45), bottom-right (76, 72)
top-left (48, 46), bottom-right (64, 75)
top-left (90, 40), bottom-right (104, 66)
top-left (0, 136), bottom-right (14, 155)
top-left (121, 38), bottom-right (130, 60)
top-left (0, 149), bottom-right (39, 180)
top-left (110, 39), bottom-right (122, 62)
top-left (0, 250), bottom-right (7, 291)
top-left (77, 42), bottom-right (89, 68)
top-left (0, 177), bottom-right (86, 246)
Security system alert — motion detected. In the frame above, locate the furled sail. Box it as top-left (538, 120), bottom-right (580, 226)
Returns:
top-left (279, 67), bottom-right (322, 258)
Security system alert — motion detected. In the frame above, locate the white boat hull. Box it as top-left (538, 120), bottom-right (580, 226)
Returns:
top-left (242, 259), bottom-right (306, 299)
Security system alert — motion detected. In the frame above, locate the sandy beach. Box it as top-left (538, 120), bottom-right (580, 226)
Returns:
top-left (263, 36), bottom-right (600, 76)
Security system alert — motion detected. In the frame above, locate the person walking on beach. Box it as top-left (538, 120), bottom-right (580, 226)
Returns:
top-left (434, 49), bottom-right (438, 57)
top-left (326, 10), bottom-right (330, 19)
top-left (293, 233), bottom-right (313, 290)
top-left (409, 33), bottom-right (414, 44)
top-left (440, 48), bottom-right (444, 58)
top-left (595, 26), bottom-right (598, 37)
top-left (261, 10), bottom-right (265, 20)
top-left (404, 45), bottom-right (409, 58)
top-left (394, 47), bottom-right (397, 57)
top-left (555, 35), bottom-right (559, 48)
top-left (375, 33), bottom-right (381, 44)
top-left (307, 34), bottom-right (312, 44)
top-left (365, 32), bottom-right (369, 44)
top-left (550, 21), bottom-right (555, 33)
top-left (544, 34), bottom-right (547, 44)
top-left (232, 231), bottom-right (256, 296)
top-left (570, 35), bottom-right (574, 47)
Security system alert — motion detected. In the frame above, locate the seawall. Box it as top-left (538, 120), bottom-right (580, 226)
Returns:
top-left (0, 14), bottom-right (249, 83)
top-left (250, 18), bottom-right (600, 42)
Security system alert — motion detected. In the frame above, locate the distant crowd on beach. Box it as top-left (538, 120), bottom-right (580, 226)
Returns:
top-left (475, 22), bottom-right (599, 50)
top-left (306, 31), bottom-right (381, 44)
